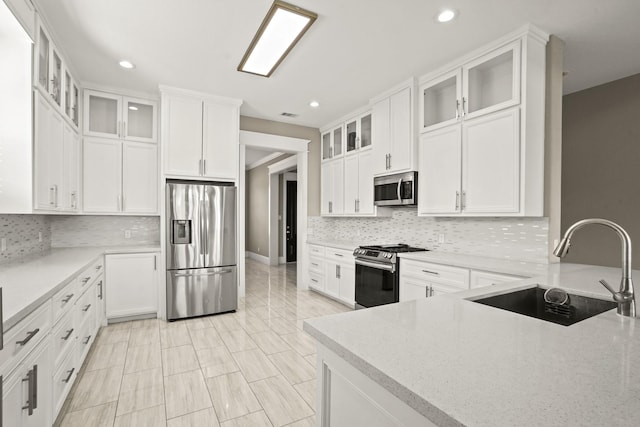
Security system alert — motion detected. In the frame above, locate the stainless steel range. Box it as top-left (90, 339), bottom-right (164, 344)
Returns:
top-left (353, 244), bottom-right (428, 309)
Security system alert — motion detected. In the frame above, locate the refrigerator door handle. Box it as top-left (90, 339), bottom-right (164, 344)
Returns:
top-left (172, 269), bottom-right (234, 277)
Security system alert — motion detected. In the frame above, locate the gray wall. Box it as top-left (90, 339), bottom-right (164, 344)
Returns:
top-left (240, 116), bottom-right (321, 216)
top-left (561, 72), bottom-right (640, 268)
top-left (244, 154), bottom-right (292, 257)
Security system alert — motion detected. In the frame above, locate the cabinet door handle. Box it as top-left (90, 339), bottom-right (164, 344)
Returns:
top-left (455, 191), bottom-right (460, 211)
top-left (98, 281), bottom-right (103, 300)
top-left (455, 99), bottom-right (460, 120)
top-left (154, 255), bottom-right (157, 271)
top-left (62, 329), bottom-right (74, 341)
top-left (54, 184), bottom-right (59, 207)
top-left (50, 186), bottom-right (55, 206)
top-left (336, 264), bottom-right (341, 279)
top-left (33, 365), bottom-right (38, 410)
top-left (21, 369), bottom-right (34, 415)
top-left (117, 195), bottom-right (121, 211)
top-left (16, 329), bottom-right (40, 346)
top-left (388, 154), bottom-right (392, 170)
top-left (203, 159), bottom-right (207, 175)
top-left (122, 196), bottom-right (126, 211)
top-left (82, 304), bottom-right (92, 312)
top-left (461, 97), bottom-right (466, 117)
top-left (123, 121), bottom-right (127, 138)
top-left (62, 368), bottom-right (75, 384)
top-left (82, 277), bottom-right (91, 284)
top-left (461, 191), bottom-right (466, 210)
top-left (83, 335), bottom-right (92, 345)
top-left (421, 270), bottom-right (440, 276)
top-left (425, 286), bottom-right (428, 298)
top-left (62, 293), bottom-right (74, 304)
top-left (328, 201), bottom-right (332, 213)
top-left (1, 374), bottom-right (3, 425)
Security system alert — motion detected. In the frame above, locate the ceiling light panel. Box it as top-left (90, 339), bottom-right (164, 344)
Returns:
top-left (238, 1), bottom-right (317, 77)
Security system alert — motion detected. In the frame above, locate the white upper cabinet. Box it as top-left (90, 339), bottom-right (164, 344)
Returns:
top-left (84, 90), bottom-right (157, 143)
top-left (320, 158), bottom-right (344, 216)
top-left (3, 0), bottom-right (35, 39)
top-left (371, 81), bottom-right (416, 175)
top-left (34, 90), bottom-right (66, 212)
top-left (83, 137), bottom-right (158, 214)
top-left (62, 122), bottom-right (80, 211)
top-left (161, 86), bottom-right (242, 181)
top-left (321, 124), bottom-right (344, 161)
top-left (345, 112), bottom-right (372, 154)
top-left (418, 28), bottom-right (547, 217)
top-left (420, 41), bottom-right (520, 133)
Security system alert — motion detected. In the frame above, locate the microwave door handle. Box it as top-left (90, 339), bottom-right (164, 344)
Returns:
top-left (397, 178), bottom-right (402, 202)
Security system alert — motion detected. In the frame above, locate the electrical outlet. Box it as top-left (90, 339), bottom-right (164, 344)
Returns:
top-left (38, 232), bottom-right (43, 242)
top-left (438, 233), bottom-right (445, 244)
top-left (124, 230), bottom-right (132, 239)
top-left (1, 238), bottom-right (6, 252)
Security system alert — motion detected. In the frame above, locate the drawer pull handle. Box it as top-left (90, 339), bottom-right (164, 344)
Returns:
top-left (16, 329), bottom-right (40, 346)
top-left (334, 253), bottom-right (343, 257)
top-left (62, 329), bottom-right (74, 341)
top-left (62, 294), bottom-right (74, 303)
top-left (82, 304), bottom-right (91, 312)
top-left (422, 270), bottom-right (440, 276)
top-left (62, 368), bottom-right (75, 384)
top-left (83, 335), bottom-right (92, 345)
top-left (312, 263), bottom-right (319, 266)
top-left (311, 279), bottom-right (318, 283)
top-left (81, 277), bottom-right (91, 284)
top-left (95, 265), bottom-right (103, 271)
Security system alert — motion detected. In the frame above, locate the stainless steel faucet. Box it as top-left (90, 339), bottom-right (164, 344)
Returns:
top-left (553, 218), bottom-right (636, 317)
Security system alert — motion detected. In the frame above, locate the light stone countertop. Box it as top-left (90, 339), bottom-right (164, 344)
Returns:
top-left (304, 263), bottom-right (640, 426)
top-left (398, 251), bottom-right (555, 277)
top-left (306, 239), bottom-right (362, 252)
top-left (0, 246), bottom-right (160, 331)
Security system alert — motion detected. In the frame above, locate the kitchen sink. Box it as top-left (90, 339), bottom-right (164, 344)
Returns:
top-left (471, 286), bottom-right (617, 326)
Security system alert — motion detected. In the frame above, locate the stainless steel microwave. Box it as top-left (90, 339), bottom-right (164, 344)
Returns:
top-left (373, 171), bottom-right (418, 206)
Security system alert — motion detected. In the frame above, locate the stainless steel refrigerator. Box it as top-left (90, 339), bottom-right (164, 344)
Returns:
top-left (166, 181), bottom-right (237, 320)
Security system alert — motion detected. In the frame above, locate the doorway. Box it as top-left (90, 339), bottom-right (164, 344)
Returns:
top-left (285, 179), bottom-right (297, 262)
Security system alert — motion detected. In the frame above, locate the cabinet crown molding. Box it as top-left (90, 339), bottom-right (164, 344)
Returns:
top-left (418, 24), bottom-right (549, 85)
top-left (159, 84), bottom-right (243, 107)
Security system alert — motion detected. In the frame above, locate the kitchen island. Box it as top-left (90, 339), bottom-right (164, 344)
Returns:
top-left (304, 263), bottom-right (640, 426)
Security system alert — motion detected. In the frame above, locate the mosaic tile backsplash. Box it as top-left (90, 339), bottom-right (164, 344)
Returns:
top-left (51, 216), bottom-right (160, 248)
top-left (0, 215), bottom-right (52, 263)
top-left (308, 209), bottom-right (549, 263)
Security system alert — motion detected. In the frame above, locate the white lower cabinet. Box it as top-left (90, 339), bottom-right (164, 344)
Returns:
top-left (52, 350), bottom-right (76, 418)
top-left (399, 259), bottom-right (470, 302)
top-left (469, 270), bottom-right (525, 288)
top-left (106, 252), bottom-right (159, 320)
top-left (316, 343), bottom-right (434, 427)
top-left (2, 337), bottom-right (52, 427)
top-left (307, 244), bottom-right (355, 307)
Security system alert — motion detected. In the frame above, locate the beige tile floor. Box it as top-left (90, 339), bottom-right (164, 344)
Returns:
top-left (56, 259), bottom-right (351, 427)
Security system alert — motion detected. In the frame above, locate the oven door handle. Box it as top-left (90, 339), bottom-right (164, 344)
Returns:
top-left (355, 259), bottom-right (395, 272)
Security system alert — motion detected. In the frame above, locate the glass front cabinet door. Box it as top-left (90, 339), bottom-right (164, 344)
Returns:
top-left (123, 97), bottom-right (157, 142)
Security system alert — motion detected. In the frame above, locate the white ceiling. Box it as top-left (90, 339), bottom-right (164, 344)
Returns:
top-left (35, 0), bottom-right (640, 128)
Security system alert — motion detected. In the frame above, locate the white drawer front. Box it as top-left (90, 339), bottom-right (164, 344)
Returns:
top-left (309, 271), bottom-right (325, 291)
top-left (52, 278), bottom-right (79, 323)
top-left (75, 285), bottom-right (96, 329)
top-left (0, 302), bottom-right (52, 373)
top-left (325, 248), bottom-right (353, 263)
top-left (308, 244), bottom-right (326, 257)
top-left (401, 260), bottom-right (469, 289)
top-left (76, 312), bottom-right (96, 365)
top-left (78, 257), bottom-right (105, 293)
top-left (53, 350), bottom-right (77, 418)
top-left (51, 311), bottom-right (76, 369)
top-left (308, 256), bottom-right (325, 275)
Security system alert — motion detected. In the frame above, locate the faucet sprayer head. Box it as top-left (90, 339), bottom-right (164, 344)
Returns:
top-left (553, 237), bottom-right (571, 258)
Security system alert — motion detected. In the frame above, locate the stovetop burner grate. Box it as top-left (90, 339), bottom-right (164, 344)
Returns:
top-left (358, 244), bottom-right (428, 253)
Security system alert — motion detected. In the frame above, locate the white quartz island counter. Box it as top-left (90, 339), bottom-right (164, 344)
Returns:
top-left (304, 263), bottom-right (640, 426)
top-left (0, 246), bottom-right (160, 330)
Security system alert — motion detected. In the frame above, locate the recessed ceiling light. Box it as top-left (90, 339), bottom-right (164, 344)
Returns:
top-left (119, 60), bottom-right (135, 69)
top-left (238, 1), bottom-right (317, 77)
top-left (436, 9), bottom-right (457, 23)
top-left (309, 101), bottom-right (319, 108)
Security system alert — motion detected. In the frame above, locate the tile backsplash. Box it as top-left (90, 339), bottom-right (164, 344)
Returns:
top-left (51, 215), bottom-right (160, 247)
top-left (308, 209), bottom-right (549, 263)
top-left (0, 214), bottom-right (51, 263)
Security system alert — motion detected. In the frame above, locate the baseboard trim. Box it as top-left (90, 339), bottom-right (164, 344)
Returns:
top-left (246, 251), bottom-right (270, 265)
